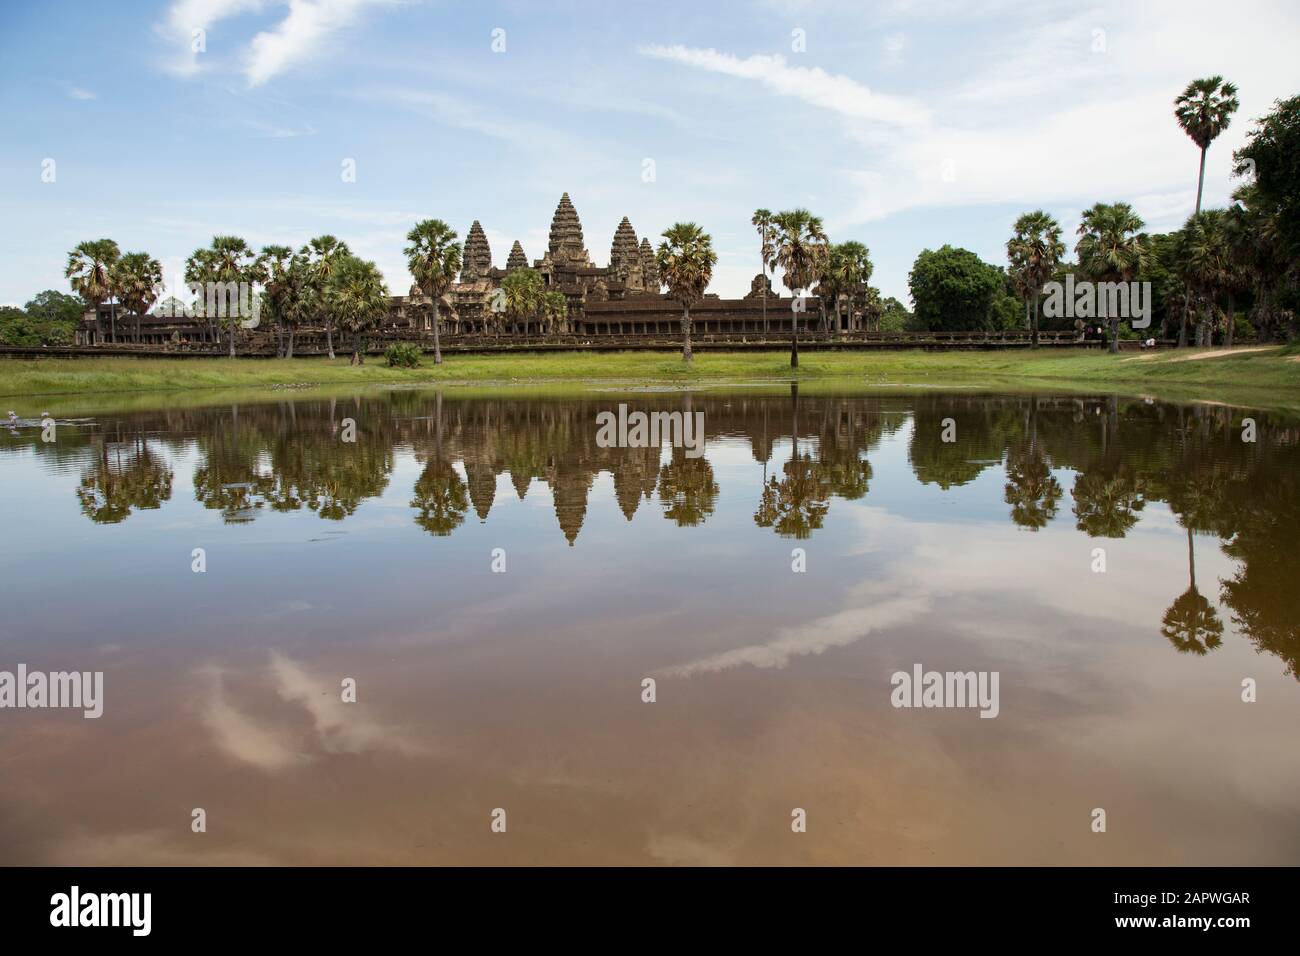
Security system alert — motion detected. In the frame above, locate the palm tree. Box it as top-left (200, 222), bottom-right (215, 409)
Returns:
top-left (404, 219), bottom-right (460, 365)
top-left (111, 253), bottom-right (163, 343)
top-left (772, 208), bottom-right (829, 368)
top-left (65, 239), bottom-right (120, 345)
top-left (1176, 209), bottom-right (1232, 347)
top-left (1075, 202), bottom-right (1146, 354)
top-left (1007, 211), bottom-right (1065, 348)
top-left (258, 245), bottom-right (295, 357)
top-left (543, 290), bottom-right (568, 338)
top-left (301, 235), bottom-right (350, 359)
top-left (1174, 76), bottom-right (1240, 216)
top-left (500, 268), bottom-right (544, 336)
top-left (823, 241), bottom-right (872, 337)
top-left (1228, 183), bottom-right (1289, 343)
top-left (751, 208), bottom-right (776, 335)
top-left (325, 255), bottom-right (390, 365)
top-left (655, 222), bottom-right (717, 363)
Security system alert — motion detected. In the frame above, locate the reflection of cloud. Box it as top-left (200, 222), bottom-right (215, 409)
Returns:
top-left (200, 667), bottom-right (306, 771)
top-left (199, 653), bottom-right (425, 771)
top-left (269, 651), bottom-right (423, 756)
top-left (661, 594), bottom-right (931, 676)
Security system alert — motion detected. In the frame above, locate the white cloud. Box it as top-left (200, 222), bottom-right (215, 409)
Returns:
top-left (639, 44), bottom-right (932, 129)
top-left (160, 0), bottom-right (268, 77)
top-left (245, 0), bottom-right (386, 87)
top-left (67, 87), bottom-right (97, 100)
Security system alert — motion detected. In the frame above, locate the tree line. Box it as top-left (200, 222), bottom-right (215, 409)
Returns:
top-left (51, 78), bottom-right (1299, 363)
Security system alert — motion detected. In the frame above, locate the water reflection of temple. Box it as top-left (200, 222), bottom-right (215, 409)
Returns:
top-left (7, 390), bottom-right (1299, 677)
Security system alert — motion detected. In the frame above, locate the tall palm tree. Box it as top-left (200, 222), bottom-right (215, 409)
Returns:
top-left (543, 290), bottom-right (568, 338)
top-left (751, 208), bottom-right (776, 335)
top-left (1075, 202), bottom-right (1146, 354)
top-left (655, 222), bottom-right (717, 363)
top-left (65, 239), bottom-right (120, 345)
top-left (404, 219), bottom-right (460, 365)
top-left (325, 255), bottom-right (390, 365)
top-left (823, 241), bottom-right (872, 337)
top-left (258, 245), bottom-right (295, 357)
top-left (772, 208), bottom-right (829, 368)
top-left (301, 235), bottom-right (350, 359)
top-left (500, 268), bottom-right (544, 336)
top-left (111, 252), bottom-right (163, 344)
top-left (1007, 210), bottom-right (1065, 348)
top-left (1174, 76), bottom-right (1239, 215)
top-left (1176, 209), bottom-right (1232, 347)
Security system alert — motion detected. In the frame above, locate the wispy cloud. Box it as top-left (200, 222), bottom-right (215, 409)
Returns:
top-left (66, 87), bottom-right (97, 100)
top-left (160, 0), bottom-right (268, 77)
top-left (245, 0), bottom-right (389, 87)
top-left (639, 44), bottom-right (932, 129)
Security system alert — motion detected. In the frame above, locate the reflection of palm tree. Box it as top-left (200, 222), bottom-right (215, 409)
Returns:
top-left (753, 450), bottom-right (831, 539)
top-left (77, 437), bottom-right (173, 524)
top-left (1071, 469), bottom-right (1145, 537)
top-left (1161, 526), bottom-right (1224, 655)
top-left (411, 391), bottom-right (467, 535)
top-left (411, 460), bottom-right (468, 536)
top-left (754, 384), bottom-right (832, 538)
top-left (658, 450), bottom-right (719, 527)
top-left (1004, 450), bottom-right (1062, 530)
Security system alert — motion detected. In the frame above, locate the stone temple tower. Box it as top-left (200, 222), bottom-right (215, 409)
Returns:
top-left (547, 193), bottom-right (591, 266)
top-left (639, 237), bottom-right (659, 291)
top-left (609, 217), bottom-right (640, 278)
top-left (461, 220), bottom-right (493, 282)
top-left (506, 241), bottom-right (528, 272)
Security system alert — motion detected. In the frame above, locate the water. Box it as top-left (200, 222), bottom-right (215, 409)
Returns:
top-left (1, 386), bottom-right (1297, 865)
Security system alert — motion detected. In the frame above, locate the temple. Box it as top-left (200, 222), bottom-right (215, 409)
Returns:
top-left (76, 193), bottom-right (874, 347)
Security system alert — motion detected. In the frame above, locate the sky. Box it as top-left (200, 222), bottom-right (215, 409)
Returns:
top-left (1, 0), bottom-right (1298, 308)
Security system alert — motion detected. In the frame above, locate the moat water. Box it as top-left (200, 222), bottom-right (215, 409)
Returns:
top-left (1, 386), bottom-right (1298, 864)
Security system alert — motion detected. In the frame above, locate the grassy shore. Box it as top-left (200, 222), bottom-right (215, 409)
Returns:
top-left (3, 347), bottom-right (1299, 410)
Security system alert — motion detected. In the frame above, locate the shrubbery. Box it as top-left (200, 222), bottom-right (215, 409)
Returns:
top-left (385, 342), bottom-right (422, 368)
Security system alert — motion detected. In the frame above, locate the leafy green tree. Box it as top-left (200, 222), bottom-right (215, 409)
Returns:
top-left (499, 268), bottom-right (544, 336)
top-left (111, 252), bottom-right (163, 343)
top-left (542, 290), bottom-right (568, 337)
top-left (908, 245), bottom-right (1001, 332)
top-left (258, 245), bottom-right (296, 357)
top-left (1175, 210), bottom-right (1232, 346)
top-left (822, 241), bottom-right (872, 336)
top-left (405, 219), bottom-right (460, 365)
top-left (1007, 211), bottom-right (1065, 347)
top-left (186, 236), bottom-right (261, 356)
top-left (1075, 203), bottom-right (1147, 353)
top-left (25, 290), bottom-right (82, 327)
top-left (656, 222), bottom-right (717, 363)
top-left (300, 235), bottom-right (350, 359)
top-left (65, 239), bottom-right (119, 344)
top-left (325, 255), bottom-right (390, 365)
top-left (772, 208), bottom-right (828, 366)
top-left (1235, 94), bottom-right (1300, 261)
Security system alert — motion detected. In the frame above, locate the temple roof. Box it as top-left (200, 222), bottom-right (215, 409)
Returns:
top-left (548, 192), bottom-right (590, 265)
top-left (639, 237), bottom-right (659, 289)
top-left (610, 217), bottom-right (639, 273)
top-left (506, 240), bottom-right (528, 271)
top-left (461, 220), bottom-right (492, 281)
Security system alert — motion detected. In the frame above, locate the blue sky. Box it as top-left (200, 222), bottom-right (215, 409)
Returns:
top-left (1, 0), bottom-right (1297, 308)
